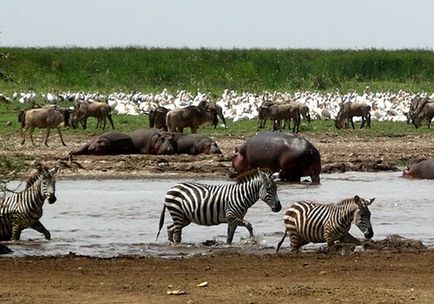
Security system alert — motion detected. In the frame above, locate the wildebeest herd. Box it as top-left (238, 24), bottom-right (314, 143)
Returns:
top-left (1, 93), bottom-right (433, 255)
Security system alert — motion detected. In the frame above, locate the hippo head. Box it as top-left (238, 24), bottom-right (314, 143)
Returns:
top-left (198, 138), bottom-right (222, 154)
top-left (154, 134), bottom-right (177, 155)
top-left (228, 147), bottom-right (248, 178)
top-left (88, 138), bottom-right (110, 155)
top-left (402, 166), bottom-right (414, 178)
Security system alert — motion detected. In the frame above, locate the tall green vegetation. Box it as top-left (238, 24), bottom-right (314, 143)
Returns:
top-left (0, 47), bottom-right (433, 94)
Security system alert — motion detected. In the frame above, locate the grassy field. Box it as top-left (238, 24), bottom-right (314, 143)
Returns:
top-left (1, 48), bottom-right (433, 94)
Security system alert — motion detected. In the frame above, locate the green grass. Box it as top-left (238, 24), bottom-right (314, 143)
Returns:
top-left (0, 47), bottom-right (433, 95)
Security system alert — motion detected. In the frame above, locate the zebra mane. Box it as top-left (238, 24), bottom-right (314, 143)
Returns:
top-left (235, 168), bottom-right (272, 184)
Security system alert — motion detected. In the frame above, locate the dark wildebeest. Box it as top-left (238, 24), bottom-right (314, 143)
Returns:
top-left (198, 100), bottom-right (227, 128)
top-left (166, 106), bottom-right (218, 133)
top-left (270, 103), bottom-right (300, 133)
top-left (72, 101), bottom-right (115, 130)
top-left (402, 158), bottom-right (434, 179)
top-left (259, 103), bottom-right (301, 133)
top-left (229, 131), bottom-right (321, 184)
top-left (149, 106), bottom-right (169, 131)
top-left (335, 102), bottom-right (371, 129)
top-left (409, 96), bottom-right (434, 128)
top-left (20, 105), bottom-right (71, 146)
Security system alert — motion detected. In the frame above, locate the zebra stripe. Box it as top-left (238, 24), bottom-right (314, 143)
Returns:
top-left (0, 163), bottom-right (59, 241)
top-left (276, 195), bottom-right (374, 252)
top-left (156, 168), bottom-right (281, 244)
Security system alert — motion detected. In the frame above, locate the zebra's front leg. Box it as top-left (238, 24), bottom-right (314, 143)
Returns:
top-left (339, 232), bottom-right (361, 245)
top-left (227, 215), bottom-right (253, 244)
top-left (31, 221), bottom-right (51, 240)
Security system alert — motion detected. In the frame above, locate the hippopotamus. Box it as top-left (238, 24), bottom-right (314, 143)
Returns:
top-left (172, 133), bottom-right (222, 155)
top-left (402, 158), bottom-right (434, 179)
top-left (70, 131), bottom-right (137, 155)
top-left (127, 128), bottom-right (177, 155)
top-left (229, 131), bottom-right (321, 183)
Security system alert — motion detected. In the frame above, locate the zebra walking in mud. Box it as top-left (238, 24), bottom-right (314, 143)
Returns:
top-left (276, 195), bottom-right (374, 252)
top-left (156, 168), bottom-right (281, 244)
top-left (0, 162), bottom-right (59, 241)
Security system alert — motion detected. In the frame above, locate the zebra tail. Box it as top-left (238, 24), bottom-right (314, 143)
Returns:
top-left (275, 228), bottom-right (288, 253)
top-left (156, 204), bottom-right (166, 241)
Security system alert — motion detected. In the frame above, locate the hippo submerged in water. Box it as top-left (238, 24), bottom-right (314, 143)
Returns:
top-left (229, 131), bottom-right (321, 183)
top-left (402, 158), bottom-right (434, 179)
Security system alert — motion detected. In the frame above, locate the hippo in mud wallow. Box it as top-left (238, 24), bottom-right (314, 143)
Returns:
top-left (70, 128), bottom-right (178, 155)
top-left (402, 158), bottom-right (434, 179)
top-left (168, 133), bottom-right (222, 155)
top-left (127, 128), bottom-right (177, 155)
top-left (70, 131), bottom-right (137, 155)
top-left (228, 131), bottom-right (321, 183)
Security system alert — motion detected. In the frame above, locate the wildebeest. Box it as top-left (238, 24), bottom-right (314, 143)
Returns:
top-left (198, 100), bottom-right (227, 128)
top-left (258, 103), bottom-right (301, 133)
top-left (71, 101), bottom-right (114, 130)
top-left (409, 96), bottom-right (434, 128)
top-left (19, 105), bottom-right (70, 146)
top-left (166, 106), bottom-right (218, 133)
top-left (149, 106), bottom-right (169, 131)
top-left (335, 102), bottom-right (371, 129)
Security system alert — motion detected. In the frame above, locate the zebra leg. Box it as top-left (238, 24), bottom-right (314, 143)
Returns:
top-left (31, 221), bottom-right (51, 240)
top-left (167, 224), bottom-right (175, 242)
top-left (11, 225), bottom-right (23, 241)
top-left (226, 224), bottom-right (238, 244)
top-left (227, 216), bottom-right (253, 244)
top-left (171, 222), bottom-right (190, 244)
top-left (338, 232), bottom-right (361, 245)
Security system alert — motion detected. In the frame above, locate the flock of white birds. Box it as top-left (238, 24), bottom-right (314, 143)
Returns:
top-left (4, 87), bottom-right (434, 123)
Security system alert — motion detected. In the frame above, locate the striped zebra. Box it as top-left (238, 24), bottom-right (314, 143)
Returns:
top-left (276, 195), bottom-right (374, 252)
top-left (0, 162), bottom-right (59, 241)
top-left (156, 168), bottom-right (281, 244)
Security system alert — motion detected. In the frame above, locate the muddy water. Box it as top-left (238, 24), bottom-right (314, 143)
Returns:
top-left (3, 172), bottom-right (433, 257)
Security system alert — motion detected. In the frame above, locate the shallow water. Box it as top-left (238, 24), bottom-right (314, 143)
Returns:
top-left (2, 172), bottom-right (433, 257)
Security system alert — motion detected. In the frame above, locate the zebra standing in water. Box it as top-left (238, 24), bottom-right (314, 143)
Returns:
top-left (0, 162), bottom-right (59, 241)
top-left (276, 195), bottom-right (374, 252)
top-left (156, 168), bottom-right (281, 244)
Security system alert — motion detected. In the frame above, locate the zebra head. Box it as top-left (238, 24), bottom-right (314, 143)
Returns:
top-left (258, 169), bottom-right (281, 212)
top-left (34, 163), bottom-right (59, 204)
top-left (353, 195), bottom-right (375, 239)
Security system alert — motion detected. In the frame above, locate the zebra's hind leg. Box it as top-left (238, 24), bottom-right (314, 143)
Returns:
top-left (167, 224), bottom-right (175, 242)
top-left (11, 224), bottom-right (23, 241)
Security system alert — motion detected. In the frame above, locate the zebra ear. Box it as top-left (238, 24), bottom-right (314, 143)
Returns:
top-left (50, 165), bottom-right (60, 175)
top-left (367, 198), bottom-right (375, 205)
top-left (271, 172), bottom-right (280, 182)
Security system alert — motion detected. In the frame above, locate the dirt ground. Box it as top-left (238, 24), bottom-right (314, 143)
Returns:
top-left (0, 130), bottom-right (433, 304)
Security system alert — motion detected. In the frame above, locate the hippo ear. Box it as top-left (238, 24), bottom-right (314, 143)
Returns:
top-left (234, 146), bottom-right (239, 153)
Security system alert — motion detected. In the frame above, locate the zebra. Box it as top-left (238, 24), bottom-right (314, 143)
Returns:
top-left (276, 195), bottom-right (374, 252)
top-left (0, 162), bottom-right (59, 241)
top-left (156, 168), bottom-right (281, 244)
